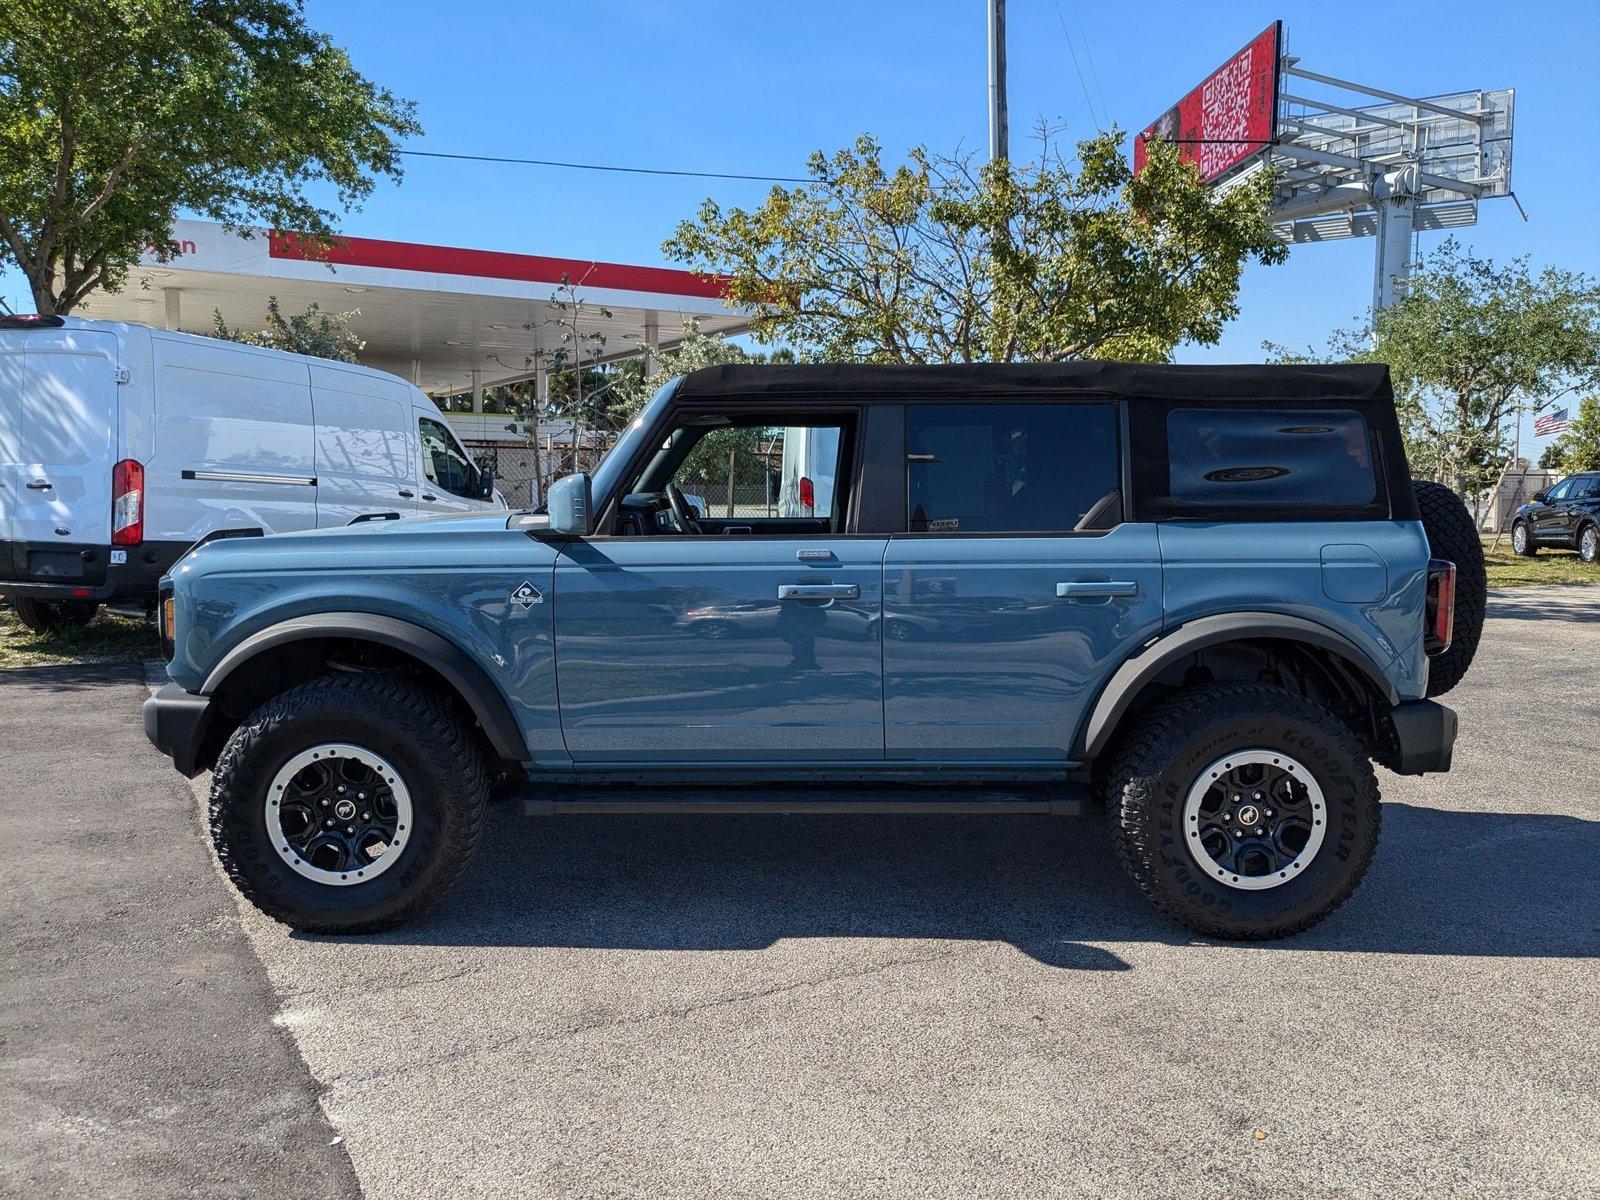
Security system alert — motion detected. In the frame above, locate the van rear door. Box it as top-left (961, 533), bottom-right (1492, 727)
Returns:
top-left (0, 328), bottom-right (118, 587)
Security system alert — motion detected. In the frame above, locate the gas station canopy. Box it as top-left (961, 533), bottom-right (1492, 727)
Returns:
top-left (78, 218), bottom-right (754, 396)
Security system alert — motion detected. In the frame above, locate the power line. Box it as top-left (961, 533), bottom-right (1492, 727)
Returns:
top-left (397, 148), bottom-right (810, 185)
top-left (1067, 0), bottom-right (1110, 130)
top-left (1050, 0), bottom-right (1104, 131)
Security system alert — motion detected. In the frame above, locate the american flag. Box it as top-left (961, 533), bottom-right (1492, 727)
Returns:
top-left (1534, 408), bottom-right (1571, 437)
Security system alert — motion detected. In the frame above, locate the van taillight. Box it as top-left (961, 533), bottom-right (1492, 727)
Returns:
top-left (799, 475), bottom-right (815, 517)
top-left (1425, 558), bottom-right (1455, 656)
top-left (112, 459), bottom-right (144, 546)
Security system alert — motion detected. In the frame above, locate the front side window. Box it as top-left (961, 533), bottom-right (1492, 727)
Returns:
top-left (668, 422), bottom-right (844, 520)
top-left (1544, 478), bottom-right (1575, 502)
top-left (905, 402), bottom-right (1120, 533)
top-left (418, 416), bottom-right (478, 498)
top-left (1166, 409), bottom-right (1376, 507)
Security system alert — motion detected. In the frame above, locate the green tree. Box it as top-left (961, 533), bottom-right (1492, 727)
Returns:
top-left (1267, 242), bottom-right (1600, 492)
top-left (1539, 397), bottom-right (1600, 474)
top-left (211, 295), bottom-right (364, 362)
top-left (664, 129), bottom-right (1286, 364)
top-left (0, 0), bottom-right (420, 315)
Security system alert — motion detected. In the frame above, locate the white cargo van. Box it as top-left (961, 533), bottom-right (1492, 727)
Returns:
top-left (0, 315), bottom-right (502, 631)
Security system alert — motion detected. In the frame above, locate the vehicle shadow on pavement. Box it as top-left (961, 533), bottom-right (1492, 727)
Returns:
top-left (1487, 590), bottom-right (1600, 623)
top-left (323, 801), bottom-right (1600, 968)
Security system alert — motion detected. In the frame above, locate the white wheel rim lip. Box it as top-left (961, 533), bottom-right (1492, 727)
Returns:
top-left (1183, 749), bottom-right (1327, 892)
top-left (1514, 525), bottom-right (1527, 550)
top-left (267, 743), bottom-right (413, 887)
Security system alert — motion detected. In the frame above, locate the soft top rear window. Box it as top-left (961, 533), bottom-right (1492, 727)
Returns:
top-left (1167, 409), bottom-right (1376, 507)
top-left (1129, 402), bottom-right (1391, 521)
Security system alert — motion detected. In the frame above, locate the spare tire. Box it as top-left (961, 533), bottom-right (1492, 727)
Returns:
top-left (1412, 479), bottom-right (1485, 697)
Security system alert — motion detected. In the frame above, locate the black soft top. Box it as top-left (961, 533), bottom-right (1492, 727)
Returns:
top-left (675, 361), bottom-right (1393, 404)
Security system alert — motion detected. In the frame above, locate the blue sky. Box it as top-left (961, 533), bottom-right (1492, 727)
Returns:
top-left (7, 0), bottom-right (1598, 440)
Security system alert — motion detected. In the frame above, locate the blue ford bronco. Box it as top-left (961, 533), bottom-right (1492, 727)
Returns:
top-left (144, 363), bottom-right (1484, 940)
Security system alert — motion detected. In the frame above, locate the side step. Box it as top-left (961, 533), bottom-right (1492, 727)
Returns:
top-left (515, 783), bottom-right (1088, 817)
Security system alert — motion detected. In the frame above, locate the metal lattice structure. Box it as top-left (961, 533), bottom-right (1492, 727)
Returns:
top-left (1215, 54), bottom-right (1515, 310)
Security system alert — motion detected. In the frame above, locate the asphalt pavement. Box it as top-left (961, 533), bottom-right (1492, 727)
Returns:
top-left (4, 586), bottom-right (1598, 1198)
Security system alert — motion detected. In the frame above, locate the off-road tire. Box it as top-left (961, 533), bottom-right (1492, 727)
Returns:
top-left (1413, 479), bottom-right (1486, 697)
top-left (1511, 519), bottom-right (1538, 557)
top-left (1580, 523), bottom-right (1599, 565)
top-left (11, 596), bottom-right (99, 634)
top-left (209, 673), bottom-right (489, 934)
top-left (1107, 683), bottom-right (1381, 941)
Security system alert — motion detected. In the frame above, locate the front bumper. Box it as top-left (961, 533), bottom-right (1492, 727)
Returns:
top-left (1387, 698), bottom-right (1457, 775)
top-left (143, 683), bottom-right (215, 777)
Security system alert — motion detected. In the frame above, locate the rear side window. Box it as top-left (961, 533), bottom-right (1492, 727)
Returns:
top-left (1132, 409), bottom-right (1382, 518)
top-left (905, 403), bottom-right (1120, 533)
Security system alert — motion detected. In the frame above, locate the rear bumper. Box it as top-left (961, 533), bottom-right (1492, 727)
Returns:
top-left (1, 540), bottom-right (189, 605)
top-left (142, 682), bottom-right (214, 778)
top-left (1387, 698), bottom-right (1457, 775)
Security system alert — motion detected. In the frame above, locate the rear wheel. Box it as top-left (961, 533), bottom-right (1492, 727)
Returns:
top-left (1511, 520), bottom-right (1538, 557)
top-left (1413, 480), bottom-right (1485, 697)
top-left (10, 597), bottom-right (99, 635)
top-left (209, 673), bottom-right (489, 934)
top-left (1581, 524), bottom-right (1598, 565)
top-left (1107, 683), bottom-right (1380, 941)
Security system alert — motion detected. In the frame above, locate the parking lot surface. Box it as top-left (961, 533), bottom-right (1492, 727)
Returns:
top-left (4, 586), bottom-right (1598, 1198)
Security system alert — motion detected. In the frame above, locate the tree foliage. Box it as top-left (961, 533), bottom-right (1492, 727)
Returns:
top-left (1538, 396), bottom-right (1600, 474)
top-left (210, 295), bottom-right (364, 362)
top-left (1267, 241), bottom-right (1600, 492)
top-left (664, 129), bottom-right (1286, 364)
top-left (0, 0), bottom-right (420, 315)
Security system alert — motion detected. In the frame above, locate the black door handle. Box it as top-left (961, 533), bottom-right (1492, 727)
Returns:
top-left (26, 480), bottom-right (53, 491)
top-left (421, 493), bottom-right (437, 502)
top-left (398, 489), bottom-right (415, 498)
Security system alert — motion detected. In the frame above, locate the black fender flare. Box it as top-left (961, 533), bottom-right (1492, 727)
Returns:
top-left (1072, 612), bottom-right (1400, 761)
top-left (201, 612), bottom-right (529, 764)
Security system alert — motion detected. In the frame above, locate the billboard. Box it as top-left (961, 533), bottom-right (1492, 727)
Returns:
top-left (1134, 22), bottom-right (1282, 183)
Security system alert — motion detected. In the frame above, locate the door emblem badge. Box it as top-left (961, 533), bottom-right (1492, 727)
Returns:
top-left (509, 582), bottom-right (544, 609)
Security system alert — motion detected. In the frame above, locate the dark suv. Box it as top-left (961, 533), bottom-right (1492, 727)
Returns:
top-left (1512, 472), bottom-right (1600, 563)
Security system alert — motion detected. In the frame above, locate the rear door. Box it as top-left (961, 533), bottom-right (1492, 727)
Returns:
top-left (881, 400), bottom-right (1163, 762)
top-left (0, 328), bottom-right (119, 585)
top-left (311, 364), bottom-right (419, 525)
top-left (150, 335), bottom-right (317, 540)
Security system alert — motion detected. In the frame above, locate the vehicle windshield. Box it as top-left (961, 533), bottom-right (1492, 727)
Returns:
top-left (588, 377), bottom-right (680, 510)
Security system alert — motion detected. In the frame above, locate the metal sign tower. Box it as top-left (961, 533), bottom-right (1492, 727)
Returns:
top-left (1139, 24), bottom-right (1517, 310)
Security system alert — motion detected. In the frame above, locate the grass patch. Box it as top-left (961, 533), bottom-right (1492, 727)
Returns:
top-left (1, 604), bottom-right (160, 669)
top-left (1481, 537), bottom-right (1598, 589)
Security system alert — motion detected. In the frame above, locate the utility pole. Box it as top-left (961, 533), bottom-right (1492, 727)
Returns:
top-left (987, 0), bottom-right (1008, 163)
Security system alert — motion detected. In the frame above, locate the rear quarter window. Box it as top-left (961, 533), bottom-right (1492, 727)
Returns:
top-left (1167, 409), bottom-right (1376, 506)
top-left (1128, 401), bottom-right (1394, 521)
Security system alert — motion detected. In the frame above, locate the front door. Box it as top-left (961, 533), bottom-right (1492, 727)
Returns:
top-left (553, 413), bottom-right (884, 764)
top-left (881, 400), bottom-right (1163, 762)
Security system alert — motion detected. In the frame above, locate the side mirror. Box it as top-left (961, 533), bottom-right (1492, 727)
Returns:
top-left (476, 466), bottom-right (495, 501)
top-left (546, 472), bottom-right (592, 536)
top-left (1532, 490), bottom-right (1548, 504)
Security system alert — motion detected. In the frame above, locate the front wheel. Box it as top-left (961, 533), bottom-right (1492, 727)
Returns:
top-left (1107, 683), bottom-right (1380, 941)
top-left (209, 674), bottom-right (489, 934)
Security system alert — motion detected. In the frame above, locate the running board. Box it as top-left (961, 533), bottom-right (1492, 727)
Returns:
top-left (516, 783), bottom-right (1088, 817)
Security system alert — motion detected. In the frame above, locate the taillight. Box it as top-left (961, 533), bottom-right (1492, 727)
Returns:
top-left (799, 475), bottom-right (815, 517)
top-left (112, 459), bottom-right (144, 546)
top-left (1425, 558), bottom-right (1456, 656)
